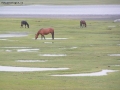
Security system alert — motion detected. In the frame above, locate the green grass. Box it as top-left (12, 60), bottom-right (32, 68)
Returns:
top-left (0, 18), bottom-right (120, 90)
top-left (0, 0), bottom-right (120, 5)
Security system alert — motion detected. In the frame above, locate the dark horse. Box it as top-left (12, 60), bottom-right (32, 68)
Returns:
top-left (21, 21), bottom-right (29, 28)
top-left (80, 20), bottom-right (86, 28)
top-left (35, 28), bottom-right (54, 40)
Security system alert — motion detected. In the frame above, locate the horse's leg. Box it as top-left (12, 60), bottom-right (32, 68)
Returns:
top-left (43, 35), bottom-right (45, 40)
top-left (41, 35), bottom-right (45, 40)
top-left (80, 23), bottom-right (82, 28)
top-left (51, 32), bottom-right (54, 40)
top-left (41, 35), bottom-right (43, 40)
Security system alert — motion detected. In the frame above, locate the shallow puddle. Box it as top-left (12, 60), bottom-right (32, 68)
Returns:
top-left (0, 66), bottom-right (69, 72)
top-left (17, 49), bottom-right (39, 52)
top-left (33, 38), bottom-right (68, 40)
top-left (114, 65), bottom-right (120, 66)
top-left (0, 33), bottom-right (28, 38)
top-left (59, 47), bottom-right (77, 50)
top-left (39, 54), bottom-right (66, 56)
top-left (52, 70), bottom-right (119, 77)
top-left (70, 47), bottom-right (77, 49)
top-left (0, 47), bottom-right (39, 52)
top-left (44, 42), bottom-right (53, 44)
top-left (16, 60), bottom-right (47, 62)
top-left (0, 39), bottom-right (7, 40)
top-left (1, 47), bottom-right (31, 49)
top-left (108, 26), bottom-right (116, 28)
top-left (108, 54), bottom-right (120, 56)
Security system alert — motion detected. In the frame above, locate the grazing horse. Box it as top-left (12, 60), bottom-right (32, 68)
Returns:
top-left (80, 20), bottom-right (86, 28)
top-left (21, 21), bottom-right (29, 28)
top-left (35, 28), bottom-right (54, 40)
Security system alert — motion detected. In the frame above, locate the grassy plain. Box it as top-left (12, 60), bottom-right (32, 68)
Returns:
top-left (0, 0), bottom-right (120, 5)
top-left (0, 18), bottom-right (120, 90)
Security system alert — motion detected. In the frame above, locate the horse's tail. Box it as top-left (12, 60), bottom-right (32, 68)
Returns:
top-left (52, 30), bottom-right (54, 40)
top-left (26, 23), bottom-right (29, 28)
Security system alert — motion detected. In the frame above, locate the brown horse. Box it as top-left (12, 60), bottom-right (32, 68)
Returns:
top-left (80, 20), bottom-right (86, 28)
top-left (35, 28), bottom-right (54, 40)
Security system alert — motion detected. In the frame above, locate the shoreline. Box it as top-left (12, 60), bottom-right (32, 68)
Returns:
top-left (0, 14), bottom-right (120, 20)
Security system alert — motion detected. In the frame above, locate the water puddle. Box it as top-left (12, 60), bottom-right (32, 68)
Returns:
top-left (108, 54), bottom-right (120, 56)
top-left (0, 66), bottom-right (69, 72)
top-left (44, 42), bottom-right (53, 44)
top-left (16, 60), bottom-right (47, 62)
top-left (6, 50), bottom-right (12, 52)
top-left (108, 26), bottom-right (116, 28)
top-left (70, 47), bottom-right (77, 49)
top-left (17, 49), bottom-right (39, 52)
top-left (113, 65), bottom-right (120, 66)
top-left (39, 54), bottom-right (66, 56)
top-left (0, 47), bottom-right (39, 52)
top-left (114, 19), bottom-right (120, 22)
top-left (52, 70), bottom-right (119, 77)
top-left (0, 32), bottom-right (28, 38)
top-left (59, 47), bottom-right (77, 49)
top-left (0, 39), bottom-right (7, 40)
top-left (33, 38), bottom-right (68, 40)
top-left (1, 47), bottom-right (31, 49)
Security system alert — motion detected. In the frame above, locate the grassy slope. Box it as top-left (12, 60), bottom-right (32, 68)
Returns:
top-left (0, 18), bottom-right (120, 90)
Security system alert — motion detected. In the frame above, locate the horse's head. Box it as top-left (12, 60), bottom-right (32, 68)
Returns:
top-left (27, 23), bottom-right (29, 28)
top-left (35, 34), bottom-right (38, 40)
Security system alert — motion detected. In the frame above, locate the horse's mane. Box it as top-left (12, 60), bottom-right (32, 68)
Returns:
top-left (36, 28), bottom-right (43, 36)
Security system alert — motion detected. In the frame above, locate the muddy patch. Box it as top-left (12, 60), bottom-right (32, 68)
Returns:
top-left (108, 54), bottom-right (120, 56)
top-left (39, 54), bottom-right (66, 56)
top-left (52, 70), bottom-right (119, 77)
top-left (16, 60), bottom-right (47, 62)
top-left (0, 66), bottom-right (69, 72)
top-left (0, 32), bottom-right (28, 38)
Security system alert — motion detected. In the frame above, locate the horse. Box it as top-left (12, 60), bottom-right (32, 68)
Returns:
top-left (80, 20), bottom-right (87, 28)
top-left (35, 28), bottom-right (54, 40)
top-left (21, 21), bottom-right (29, 28)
